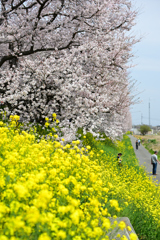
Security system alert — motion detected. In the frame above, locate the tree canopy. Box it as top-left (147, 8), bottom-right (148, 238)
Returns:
top-left (0, 0), bottom-right (138, 140)
top-left (139, 125), bottom-right (151, 136)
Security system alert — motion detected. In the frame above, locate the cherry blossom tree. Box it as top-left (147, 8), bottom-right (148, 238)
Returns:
top-left (0, 0), bottom-right (138, 140)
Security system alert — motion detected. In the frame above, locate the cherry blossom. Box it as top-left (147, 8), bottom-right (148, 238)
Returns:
top-left (0, 0), bottom-right (138, 139)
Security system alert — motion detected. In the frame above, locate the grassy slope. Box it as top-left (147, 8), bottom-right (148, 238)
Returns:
top-left (82, 133), bottom-right (160, 240)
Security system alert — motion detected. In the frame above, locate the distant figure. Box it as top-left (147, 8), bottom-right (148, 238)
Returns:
top-left (117, 153), bottom-right (123, 166)
top-left (151, 151), bottom-right (160, 175)
top-left (135, 140), bottom-right (139, 150)
top-left (138, 139), bottom-right (141, 146)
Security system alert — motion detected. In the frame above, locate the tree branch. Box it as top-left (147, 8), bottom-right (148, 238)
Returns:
top-left (0, 40), bottom-right (78, 67)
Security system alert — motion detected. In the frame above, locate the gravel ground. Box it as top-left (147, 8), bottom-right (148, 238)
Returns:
top-left (129, 135), bottom-right (160, 183)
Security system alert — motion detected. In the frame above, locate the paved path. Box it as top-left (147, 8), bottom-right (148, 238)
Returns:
top-left (129, 135), bottom-right (160, 183)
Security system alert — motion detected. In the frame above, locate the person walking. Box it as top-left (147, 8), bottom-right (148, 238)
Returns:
top-left (135, 140), bottom-right (139, 150)
top-left (151, 151), bottom-right (160, 175)
top-left (138, 139), bottom-right (141, 146)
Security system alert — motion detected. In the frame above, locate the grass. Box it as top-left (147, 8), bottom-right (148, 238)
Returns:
top-left (82, 133), bottom-right (160, 239)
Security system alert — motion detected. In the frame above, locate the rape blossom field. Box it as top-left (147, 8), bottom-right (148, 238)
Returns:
top-left (0, 115), bottom-right (160, 240)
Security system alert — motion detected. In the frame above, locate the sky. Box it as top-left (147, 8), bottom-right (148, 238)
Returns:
top-left (130, 0), bottom-right (160, 126)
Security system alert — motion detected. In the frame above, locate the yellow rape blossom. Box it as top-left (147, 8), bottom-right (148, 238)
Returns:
top-left (118, 221), bottom-right (126, 230)
top-left (57, 230), bottom-right (66, 239)
top-left (38, 233), bottom-right (51, 240)
top-left (45, 122), bottom-right (50, 127)
top-left (0, 236), bottom-right (9, 240)
top-left (110, 200), bottom-right (119, 209)
top-left (52, 113), bottom-right (57, 118)
top-left (102, 218), bottom-right (111, 230)
top-left (0, 117), bottom-right (159, 240)
top-left (13, 184), bottom-right (29, 199)
top-left (129, 233), bottom-right (138, 240)
top-left (127, 226), bottom-right (132, 232)
top-left (121, 236), bottom-right (128, 240)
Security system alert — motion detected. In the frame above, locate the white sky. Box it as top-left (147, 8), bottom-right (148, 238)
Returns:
top-left (130, 0), bottom-right (160, 126)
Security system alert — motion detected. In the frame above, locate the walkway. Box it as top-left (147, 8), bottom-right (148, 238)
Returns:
top-left (129, 135), bottom-right (160, 183)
